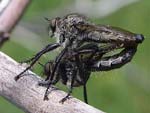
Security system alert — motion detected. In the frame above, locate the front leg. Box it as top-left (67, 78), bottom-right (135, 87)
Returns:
top-left (59, 85), bottom-right (73, 103)
top-left (59, 61), bottom-right (77, 103)
top-left (38, 61), bottom-right (60, 87)
top-left (15, 43), bottom-right (60, 81)
top-left (83, 84), bottom-right (88, 104)
top-left (43, 48), bottom-right (67, 100)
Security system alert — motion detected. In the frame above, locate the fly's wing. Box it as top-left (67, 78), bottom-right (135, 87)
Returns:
top-left (75, 23), bottom-right (138, 48)
top-left (74, 23), bottom-right (141, 72)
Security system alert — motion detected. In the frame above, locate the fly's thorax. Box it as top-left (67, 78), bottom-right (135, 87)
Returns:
top-left (64, 13), bottom-right (89, 26)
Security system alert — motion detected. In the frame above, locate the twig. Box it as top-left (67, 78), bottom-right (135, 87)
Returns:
top-left (0, 0), bottom-right (30, 46)
top-left (0, 51), bottom-right (105, 113)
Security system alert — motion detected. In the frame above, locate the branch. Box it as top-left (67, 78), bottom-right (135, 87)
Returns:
top-left (0, 51), bottom-right (105, 113)
top-left (0, 0), bottom-right (30, 46)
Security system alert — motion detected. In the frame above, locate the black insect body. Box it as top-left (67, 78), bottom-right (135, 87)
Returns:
top-left (39, 59), bottom-right (90, 103)
top-left (38, 44), bottom-right (137, 103)
top-left (38, 47), bottom-right (94, 103)
top-left (15, 13), bottom-right (144, 103)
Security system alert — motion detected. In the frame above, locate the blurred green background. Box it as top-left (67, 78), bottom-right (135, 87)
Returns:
top-left (0, 0), bottom-right (150, 113)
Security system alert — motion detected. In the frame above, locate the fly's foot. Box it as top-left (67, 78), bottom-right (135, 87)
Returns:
top-left (43, 94), bottom-right (49, 101)
top-left (15, 70), bottom-right (30, 81)
top-left (14, 75), bottom-right (20, 81)
top-left (39, 81), bottom-right (57, 101)
top-left (38, 80), bottom-right (50, 87)
top-left (59, 94), bottom-right (71, 104)
top-left (43, 87), bottom-right (52, 101)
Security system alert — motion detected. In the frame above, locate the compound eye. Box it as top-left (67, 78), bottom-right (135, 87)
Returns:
top-left (49, 17), bottom-right (61, 37)
top-left (47, 19), bottom-right (56, 37)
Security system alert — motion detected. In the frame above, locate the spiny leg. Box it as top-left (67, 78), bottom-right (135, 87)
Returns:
top-left (38, 61), bottom-right (55, 81)
top-left (43, 48), bottom-right (67, 100)
top-left (38, 61), bottom-right (60, 87)
top-left (15, 58), bottom-right (40, 81)
top-left (59, 56), bottom-right (81, 103)
top-left (73, 49), bottom-right (93, 104)
top-left (83, 84), bottom-right (88, 104)
top-left (59, 66), bottom-right (76, 103)
top-left (15, 43), bottom-right (60, 81)
top-left (42, 44), bottom-right (101, 101)
top-left (59, 85), bottom-right (73, 103)
top-left (76, 45), bottom-right (100, 104)
top-left (73, 53), bottom-right (90, 104)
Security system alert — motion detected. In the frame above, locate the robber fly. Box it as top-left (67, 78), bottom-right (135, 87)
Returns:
top-left (15, 13), bottom-right (144, 103)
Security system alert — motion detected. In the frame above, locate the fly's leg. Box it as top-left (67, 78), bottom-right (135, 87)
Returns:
top-left (15, 43), bottom-right (60, 81)
top-left (75, 52), bottom-right (89, 104)
top-left (83, 84), bottom-right (88, 104)
top-left (42, 45), bottom-right (97, 102)
top-left (59, 61), bottom-right (77, 103)
top-left (74, 45), bottom-right (100, 104)
top-left (91, 47), bottom-right (137, 71)
top-left (43, 48), bottom-right (67, 100)
top-left (59, 85), bottom-right (73, 104)
top-left (74, 53), bottom-right (89, 104)
top-left (38, 61), bottom-right (55, 81)
top-left (38, 61), bottom-right (60, 87)
top-left (37, 61), bottom-right (59, 88)
top-left (37, 61), bottom-right (50, 87)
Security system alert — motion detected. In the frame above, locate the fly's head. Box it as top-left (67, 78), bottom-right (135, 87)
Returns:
top-left (46, 14), bottom-right (90, 47)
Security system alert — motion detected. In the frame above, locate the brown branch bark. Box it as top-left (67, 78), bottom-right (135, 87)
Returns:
top-left (0, 51), bottom-right (105, 113)
top-left (0, 0), bottom-right (30, 47)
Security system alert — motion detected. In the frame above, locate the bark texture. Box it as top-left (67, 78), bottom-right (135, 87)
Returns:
top-left (0, 0), bottom-right (30, 47)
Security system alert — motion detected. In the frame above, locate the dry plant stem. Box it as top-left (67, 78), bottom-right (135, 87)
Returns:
top-left (0, 51), bottom-right (105, 113)
top-left (0, 0), bottom-right (30, 46)
top-left (0, 0), bottom-right (30, 32)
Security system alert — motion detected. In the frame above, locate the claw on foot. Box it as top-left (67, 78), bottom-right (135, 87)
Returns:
top-left (38, 80), bottom-right (49, 87)
top-left (14, 75), bottom-right (20, 81)
top-left (43, 95), bottom-right (49, 101)
top-left (59, 95), bottom-right (70, 104)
